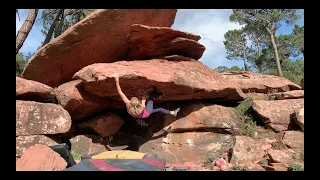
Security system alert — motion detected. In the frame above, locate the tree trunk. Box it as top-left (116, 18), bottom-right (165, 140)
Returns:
top-left (54, 9), bottom-right (65, 38)
top-left (242, 43), bottom-right (248, 71)
top-left (43, 9), bottom-right (63, 46)
top-left (266, 22), bottom-right (283, 77)
top-left (16, 9), bottom-right (39, 54)
top-left (256, 41), bottom-right (263, 73)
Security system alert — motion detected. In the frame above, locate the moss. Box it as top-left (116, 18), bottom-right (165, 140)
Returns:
top-left (232, 165), bottom-right (248, 171)
top-left (236, 97), bottom-right (253, 116)
top-left (288, 164), bottom-right (304, 171)
top-left (71, 150), bottom-right (81, 160)
top-left (204, 153), bottom-right (216, 163)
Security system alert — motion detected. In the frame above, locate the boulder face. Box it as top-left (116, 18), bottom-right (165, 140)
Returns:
top-left (69, 135), bottom-right (110, 157)
top-left (294, 107), bottom-right (304, 131)
top-left (73, 60), bottom-right (246, 102)
top-left (55, 80), bottom-right (124, 120)
top-left (158, 55), bottom-right (195, 62)
top-left (77, 112), bottom-right (124, 137)
top-left (16, 145), bottom-right (67, 171)
top-left (125, 24), bottom-right (205, 61)
top-left (16, 100), bottom-right (72, 136)
top-left (138, 132), bottom-right (235, 166)
top-left (230, 136), bottom-right (266, 164)
top-left (16, 135), bottom-right (58, 158)
top-left (221, 71), bottom-right (301, 93)
top-left (16, 77), bottom-right (55, 103)
top-left (160, 103), bottom-right (241, 131)
top-left (267, 149), bottom-right (297, 164)
top-left (21, 9), bottom-right (177, 87)
top-left (247, 90), bottom-right (304, 100)
top-left (252, 99), bottom-right (304, 132)
top-left (282, 131), bottom-right (304, 149)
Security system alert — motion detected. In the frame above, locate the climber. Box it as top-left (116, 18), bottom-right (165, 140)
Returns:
top-left (114, 75), bottom-right (180, 119)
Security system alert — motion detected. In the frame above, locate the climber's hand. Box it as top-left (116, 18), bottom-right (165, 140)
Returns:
top-left (114, 74), bottom-right (119, 82)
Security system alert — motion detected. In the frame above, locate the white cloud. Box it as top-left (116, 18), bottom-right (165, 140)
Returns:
top-left (172, 9), bottom-right (245, 69)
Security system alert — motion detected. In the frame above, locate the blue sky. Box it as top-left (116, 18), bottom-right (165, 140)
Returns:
top-left (16, 9), bottom-right (304, 69)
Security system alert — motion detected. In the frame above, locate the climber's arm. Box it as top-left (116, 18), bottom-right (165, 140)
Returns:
top-left (141, 93), bottom-right (147, 108)
top-left (115, 76), bottom-right (130, 105)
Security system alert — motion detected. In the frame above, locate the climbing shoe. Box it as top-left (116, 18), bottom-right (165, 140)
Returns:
top-left (173, 107), bottom-right (180, 116)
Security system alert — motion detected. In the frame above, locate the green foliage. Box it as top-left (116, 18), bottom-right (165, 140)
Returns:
top-left (265, 59), bottom-right (304, 84)
top-left (230, 9), bottom-right (300, 28)
top-left (260, 158), bottom-right (269, 167)
top-left (204, 153), bottom-right (216, 163)
top-left (41, 9), bottom-right (57, 38)
top-left (216, 66), bottom-right (229, 73)
top-left (292, 25), bottom-right (304, 55)
top-left (215, 65), bottom-right (244, 73)
top-left (229, 9), bottom-right (302, 76)
top-left (288, 164), bottom-right (304, 171)
top-left (236, 97), bottom-right (253, 115)
top-left (41, 9), bottom-right (95, 42)
top-left (232, 165), bottom-right (248, 171)
top-left (238, 115), bottom-right (257, 137)
top-left (230, 65), bottom-right (245, 72)
top-left (71, 150), bottom-right (81, 160)
top-left (223, 29), bottom-right (250, 70)
top-left (16, 52), bottom-right (26, 76)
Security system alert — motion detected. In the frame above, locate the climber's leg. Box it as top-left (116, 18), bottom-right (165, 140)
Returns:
top-left (151, 107), bottom-right (181, 116)
top-left (151, 108), bottom-right (170, 114)
top-left (146, 100), bottom-right (154, 114)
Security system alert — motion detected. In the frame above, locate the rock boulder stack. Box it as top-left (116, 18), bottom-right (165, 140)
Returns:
top-left (16, 9), bottom-right (304, 171)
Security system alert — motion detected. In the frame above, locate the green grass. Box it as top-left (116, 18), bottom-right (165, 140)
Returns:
top-left (232, 165), bottom-right (248, 171)
top-left (260, 158), bottom-right (269, 167)
top-left (238, 114), bottom-right (257, 137)
top-left (236, 97), bottom-right (253, 116)
top-left (71, 150), bottom-right (81, 160)
top-left (288, 164), bottom-right (304, 171)
top-left (204, 153), bottom-right (216, 163)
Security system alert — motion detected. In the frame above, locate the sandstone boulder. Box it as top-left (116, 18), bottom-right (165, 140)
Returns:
top-left (282, 131), bottom-right (304, 149)
top-left (16, 77), bottom-right (55, 103)
top-left (230, 136), bottom-right (266, 164)
top-left (16, 100), bottom-right (71, 136)
top-left (16, 144), bottom-right (67, 171)
top-left (22, 9), bottom-right (177, 87)
top-left (157, 102), bottom-right (241, 131)
top-left (264, 163), bottom-right (288, 171)
top-left (221, 71), bottom-right (301, 93)
top-left (252, 99), bottom-right (304, 132)
top-left (157, 55), bottom-right (195, 61)
top-left (77, 113), bottom-right (124, 137)
top-left (125, 24), bottom-right (204, 60)
top-left (138, 132), bottom-right (235, 166)
top-left (294, 107), bottom-right (304, 131)
top-left (16, 135), bottom-right (58, 158)
top-left (73, 60), bottom-right (245, 102)
top-left (70, 135), bottom-right (109, 157)
top-left (267, 149), bottom-right (296, 164)
top-left (247, 90), bottom-right (304, 100)
top-left (55, 80), bottom-right (124, 120)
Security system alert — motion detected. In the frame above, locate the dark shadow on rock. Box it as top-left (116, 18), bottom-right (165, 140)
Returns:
top-left (288, 113), bottom-right (301, 131)
top-left (112, 100), bottom-right (238, 151)
top-left (245, 107), bottom-right (265, 126)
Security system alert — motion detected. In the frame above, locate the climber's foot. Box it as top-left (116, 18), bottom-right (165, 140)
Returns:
top-left (172, 108), bottom-right (180, 116)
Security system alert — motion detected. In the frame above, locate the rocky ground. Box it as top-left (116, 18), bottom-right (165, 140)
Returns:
top-left (16, 9), bottom-right (304, 171)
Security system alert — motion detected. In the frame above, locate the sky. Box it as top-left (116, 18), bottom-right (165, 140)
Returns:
top-left (16, 9), bottom-right (304, 69)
